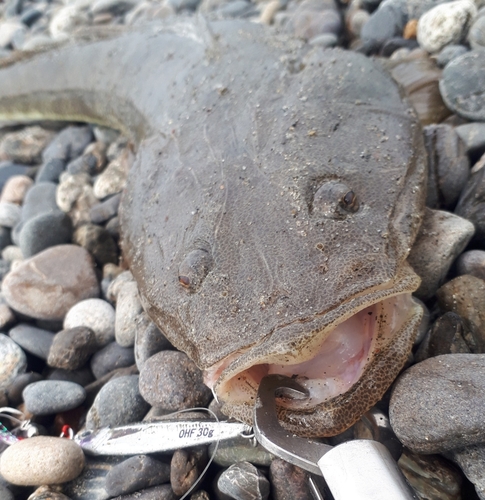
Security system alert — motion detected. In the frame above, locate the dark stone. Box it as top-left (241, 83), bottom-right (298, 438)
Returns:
top-left (66, 153), bottom-right (98, 176)
top-left (21, 182), bottom-right (60, 223)
top-left (135, 314), bottom-right (173, 371)
top-left (435, 44), bottom-right (468, 69)
top-left (456, 166), bottom-right (485, 245)
top-left (0, 161), bottom-right (31, 191)
top-left (447, 444), bottom-right (485, 500)
top-left (6, 371), bottom-right (42, 406)
top-left (9, 323), bottom-right (54, 360)
top-left (269, 458), bottom-right (313, 500)
top-left (440, 50), bottom-right (485, 121)
top-left (105, 455), bottom-right (171, 497)
top-left (0, 258), bottom-right (11, 281)
top-left (19, 7), bottom-right (43, 27)
top-left (89, 193), bottom-right (121, 224)
top-left (35, 158), bottom-right (66, 183)
top-left (73, 223), bottom-right (119, 266)
top-left (47, 326), bottom-right (97, 370)
top-left (170, 447), bottom-right (208, 496)
top-left (0, 226), bottom-right (12, 251)
top-left (19, 211), bottom-right (73, 258)
top-left (111, 484), bottom-right (178, 500)
top-left (106, 215), bottom-right (120, 241)
top-left (456, 250), bottom-right (485, 281)
top-left (85, 375), bottom-right (149, 429)
top-left (423, 124), bottom-right (469, 210)
top-left (90, 341), bottom-right (135, 379)
top-left (139, 351), bottom-right (212, 410)
top-left (42, 126), bottom-right (94, 164)
top-left (23, 380), bottom-right (86, 415)
top-left (380, 37), bottom-right (418, 57)
top-left (46, 366), bottom-right (94, 386)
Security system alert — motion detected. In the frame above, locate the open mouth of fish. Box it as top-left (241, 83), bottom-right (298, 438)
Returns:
top-left (204, 273), bottom-right (422, 431)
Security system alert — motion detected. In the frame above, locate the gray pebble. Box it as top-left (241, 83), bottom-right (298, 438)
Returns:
top-left (6, 371), bottom-right (42, 406)
top-left (19, 211), bottom-right (73, 258)
top-left (35, 158), bottom-right (66, 184)
top-left (66, 153), bottom-right (98, 176)
top-left (269, 458), bottom-right (313, 500)
top-left (407, 208), bottom-right (474, 300)
top-left (105, 455), bottom-right (171, 497)
top-left (106, 215), bottom-right (120, 241)
top-left (73, 223), bottom-right (118, 267)
top-left (440, 50), bottom-right (485, 121)
top-left (139, 351), bottom-right (212, 410)
top-left (455, 122), bottom-right (485, 155)
top-left (85, 375), bottom-right (149, 430)
top-left (91, 0), bottom-right (140, 15)
top-left (111, 484), bottom-right (178, 500)
top-left (42, 125), bottom-right (94, 164)
top-left (468, 13), bottom-right (485, 50)
top-left (448, 444), bottom-right (485, 500)
top-left (0, 202), bottom-right (21, 227)
top-left (423, 124), bottom-right (469, 210)
top-left (217, 462), bottom-right (270, 500)
top-left (456, 250), bottom-right (485, 280)
top-left (390, 354), bottom-right (485, 453)
top-left (21, 182), bottom-right (60, 223)
top-left (0, 484), bottom-right (14, 500)
top-left (9, 323), bottom-right (54, 360)
top-left (23, 380), bottom-right (86, 415)
top-left (90, 341), bottom-right (135, 379)
top-left (435, 44), bottom-right (468, 68)
top-left (135, 313), bottom-right (173, 370)
top-left (115, 281), bottom-right (143, 347)
top-left (0, 226), bottom-right (12, 252)
top-left (47, 326), bottom-right (97, 370)
top-left (0, 332), bottom-right (27, 391)
top-left (89, 193), bottom-right (121, 224)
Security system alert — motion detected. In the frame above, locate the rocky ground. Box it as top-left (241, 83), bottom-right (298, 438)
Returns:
top-left (0, 0), bottom-right (485, 499)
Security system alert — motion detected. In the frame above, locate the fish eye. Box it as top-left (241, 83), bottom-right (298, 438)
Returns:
top-left (311, 180), bottom-right (359, 218)
top-left (178, 249), bottom-right (212, 292)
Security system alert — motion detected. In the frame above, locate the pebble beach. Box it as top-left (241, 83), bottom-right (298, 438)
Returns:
top-left (0, 0), bottom-right (485, 499)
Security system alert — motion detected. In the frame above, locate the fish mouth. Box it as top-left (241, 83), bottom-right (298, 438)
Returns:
top-left (203, 267), bottom-right (423, 436)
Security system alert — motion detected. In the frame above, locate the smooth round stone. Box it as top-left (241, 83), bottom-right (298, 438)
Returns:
top-left (0, 126), bottom-right (54, 164)
top-left (42, 125), bottom-right (93, 164)
top-left (66, 153), bottom-right (98, 176)
top-left (105, 455), bottom-right (171, 497)
top-left (135, 313), bottom-right (173, 370)
top-left (90, 193), bottom-right (121, 224)
top-left (6, 371), bottom-right (43, 406)
top-left (47, 326), bottom-right (97, 370)
top-left (440, 50), bottom-right (485, 121)
top-left (0, 332), bottom-right (26, 391)
top-left (21, 182), bottom-right (60, 223)
top-left (456, 250), bottom-right (485, 280)
top-left (0, 161), bottom-right (31, 192)
top-left (0, 174), bottom-right (33, 205)
top-left (468, 13), bottom-right (485, 49)
top-left (398, 449), bottom-right (462, 500)
top-left (0, 201), bottom-right (21, 227)
top-left (2, 245), bottom-right (99, 320)
top-left (9, 323), bottom-right (55, 360)
top-left (90, 341), bottom-right (135, 379)
top-left (407, 208), bottom-right (474, 300)
top-left (449, 444), bottom-right (485, 499)
top-left (417, 0), bottom-right (477, 53)
top-left (35, 158), bottom-right (66, 183)
top-left (19, 211), bottom-right (73, 258)
top-left (0, 436), bottom-right (85, 486)
top-left (85, 375), bottom-right (149, 429)
top-left (64, 297), bottom-right (115, 347)
top-left (269, 458), bottom-right (313, 500)
top-left (217, 462), bottom-right (270, 500)
top-left (23, 380), bottom-right (86, 415)
top-left (390, 354), bottom-right (485, 453)
top-left (115, 281), bottom-right (143, 347)
top-left (139, 351), bottom-right (212, 410)
top-left (435, 44), bottom-right (468, 68)
top-left (455, 122), bottom-right (485, 155)
top-left (73, 223), bottom-right (118, 267)
top-left (171, 448), bottom-right (207, 496)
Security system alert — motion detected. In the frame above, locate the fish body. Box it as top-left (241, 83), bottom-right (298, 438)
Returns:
top-left (0, 19), bottom-right (426, 436)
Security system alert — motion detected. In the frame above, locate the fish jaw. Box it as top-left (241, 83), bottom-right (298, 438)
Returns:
top-left (204, 263), bottom-right (422, 437)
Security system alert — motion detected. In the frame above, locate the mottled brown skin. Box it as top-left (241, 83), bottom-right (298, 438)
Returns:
top-left (0, 19), bottom-right (426, 436)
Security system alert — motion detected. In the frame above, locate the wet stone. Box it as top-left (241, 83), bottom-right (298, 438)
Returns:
top-left (90, 340), bottom-right (135, 379)
top-left (0, 436), bottom-right (85, 486)
top-left (2, 245), bottom-right (99, 321)
top-left (269, 458), bottom-right (313, 500)
top-left (19, 211), bottom-right (73, 258)
top-left (455, 122), bottom-right (485, 155)
top-left (217, 461), bottom-right (270, 500)
top-left (0, 126), bottom-right (55, 164)
top-left (171, 447), bottom-right (208, 496)
top-left (35, 158), bottom-right (66, 184)
top-left (0, 332), bottom-right (26, 391)
top-left (440, 50), bottom-right (485, 121)
top-left (42, 125), bottom-right (94, 164)
top-left (0, 201), bottom-right (21, 227)
top-left (407, 208), bottom-right (474, 300)
top-left (47, 326), bottom-right (97, 370)
top-left (139, 351), bottom-right (212, 410)
top-left (85, 375), bottom-right (149, 429)
top-left (89, 193), bottom-right (121, 224)
top-left (436, 274), bottom-right (485, 353)
top-left (0, 174), bottom-right (32, 205)
top-left (9, 323), bottom-right (54, 360)
top-left (135, 313), bottom-right (173, 370)
top-left (390, 354), bottom-right (485, 453)
top-left (448, 444), bottom-right (485, 500)
top-left (115, 281), bottom-right (143, 347)
top-left (456, 250), bottom-right (485, 280)
top-left (23, 380), bottom-right (86, 415)
top-left (64, 298), bottom-right (115, 347)
top-left (6, 371), bottom-right (43, 406)
top-left (105, 455), bottom-right (171, 497)
top-left (73, 223), bottom-right (118, 266)
top-left (398, 449), bottom-right (462, 500)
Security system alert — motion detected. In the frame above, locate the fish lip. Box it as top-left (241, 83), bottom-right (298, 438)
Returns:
top-left (209, 263), bottom-right (421, 406)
